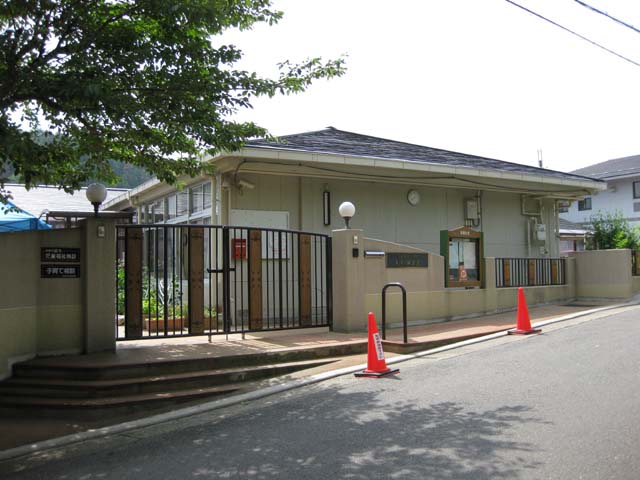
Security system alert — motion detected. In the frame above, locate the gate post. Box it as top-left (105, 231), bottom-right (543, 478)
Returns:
top-left (124, 227), bottom-right (143, 339)
top-left (83, 217), bottom-right (117, 353)
top-left (331, 228), bottom-right (367, 332)
top-left (188, 227), bottom-right (205, 335)
top-left (298, 234), bottom-right (312, 326)
top-left (247, 229), bottom-right (262, 330)
top-left (221, 226), bottom-right (236, 332)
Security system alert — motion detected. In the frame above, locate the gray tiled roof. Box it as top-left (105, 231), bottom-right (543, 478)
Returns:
top-left (2, 184), bottom-right (128, 216)
top-left (570, 155), bottom-right (640, 179)
top-left (246, 127), bottom-right (602, 183)
top-left (559, 218), bottom-right (589, 233)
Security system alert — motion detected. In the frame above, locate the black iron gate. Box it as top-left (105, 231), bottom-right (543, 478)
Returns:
top-left (116, 225), bottom-right (333, 340)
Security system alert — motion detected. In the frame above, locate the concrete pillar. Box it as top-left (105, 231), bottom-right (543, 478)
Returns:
top-left (483, 257), bottom-right (498, 312)
top-left (331, 229), bottom-right (367, 332)
top-left (83, 217), bottom-right (117, 353)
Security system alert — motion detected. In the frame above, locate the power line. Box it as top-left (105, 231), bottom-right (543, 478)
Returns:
top-left (504, 0), bottom-right (640, 68)
top-left (574, 0), bottom-right (640, 35)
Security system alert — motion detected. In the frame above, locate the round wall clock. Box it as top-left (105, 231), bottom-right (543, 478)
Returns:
top-left (407, 189), bottom-right (420, 206)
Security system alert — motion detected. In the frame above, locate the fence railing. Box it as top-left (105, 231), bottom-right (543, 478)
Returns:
top-left (116, 224), bottom-right (332, 340)
top-left (495, 257), bottom-right (566, 288)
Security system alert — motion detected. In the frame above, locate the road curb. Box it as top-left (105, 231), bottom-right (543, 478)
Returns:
top-left (1, 300), bottom-right (636, 463)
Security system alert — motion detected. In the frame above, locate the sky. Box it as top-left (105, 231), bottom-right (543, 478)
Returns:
top-left (222, 0), bottom-right (640, 173)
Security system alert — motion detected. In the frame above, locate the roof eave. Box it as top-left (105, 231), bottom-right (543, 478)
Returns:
top-left (210, 146), bottom-right (606, 194)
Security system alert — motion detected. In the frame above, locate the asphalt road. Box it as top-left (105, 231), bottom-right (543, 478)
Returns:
top-left (2, 307), bottom-right (640, 479)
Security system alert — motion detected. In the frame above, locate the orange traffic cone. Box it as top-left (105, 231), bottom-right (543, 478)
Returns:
top-left (508, 287), bottom-right (541, 335)
top-left (355, 312), bottom-right (399, 378)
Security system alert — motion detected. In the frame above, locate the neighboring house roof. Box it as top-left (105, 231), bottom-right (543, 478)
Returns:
top-left (570, 155), bottom-right (640, 180)
top-left (3, 184), bottom-right (128, 216)
top-left (559, 218), bottom-right (589, 235)
top-left (247, 127), bottom-right (602, 184)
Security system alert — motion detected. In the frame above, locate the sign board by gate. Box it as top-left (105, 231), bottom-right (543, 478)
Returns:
top-left (41, 264), bottom-right (81, 278)
top-left (41, 247), bottom-right (80, 263)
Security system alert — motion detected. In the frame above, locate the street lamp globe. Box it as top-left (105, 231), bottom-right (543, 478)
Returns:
top-left (338, 201), bottom-right (356, 229)
top-left (86, 183), bottom-right (108, 217)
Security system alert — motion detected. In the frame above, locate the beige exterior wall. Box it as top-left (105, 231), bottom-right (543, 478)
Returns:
top-left (0, 229), bottom-right (83, 378)
top-left (570, 249), bottom-right (633, 299)
top-left (224, 174), bottom-right (560, 258)
top-left (365, 280), bottom-right (573, 327)
top-left (362, 237), bottom-right (443, 294)
top-left (333, 227), bottom-right (575, 332)
top-left (230, 175), bottom-right (301, 229)
top-left (0, 220), bottom-right (116, 379)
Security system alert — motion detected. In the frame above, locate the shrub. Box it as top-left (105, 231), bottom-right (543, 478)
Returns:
top-left (588, 211), bottom-right (640, 250)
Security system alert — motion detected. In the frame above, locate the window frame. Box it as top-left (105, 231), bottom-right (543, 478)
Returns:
top-left (578, 197), bottom-right (592, 211)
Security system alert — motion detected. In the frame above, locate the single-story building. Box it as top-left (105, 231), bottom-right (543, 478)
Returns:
top-left (105, 127), bottom-right (605, 258)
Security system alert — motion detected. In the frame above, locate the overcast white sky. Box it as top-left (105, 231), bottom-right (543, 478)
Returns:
top-left (222, 0), bottom-right (640, 173)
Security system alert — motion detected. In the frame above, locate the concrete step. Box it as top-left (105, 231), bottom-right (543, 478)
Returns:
top-left (11, 342), bottom-right (366, 381)
top-left (0, 359), bottom-right (335, 399)
top-left (0, 383), bottom-right (243, 411)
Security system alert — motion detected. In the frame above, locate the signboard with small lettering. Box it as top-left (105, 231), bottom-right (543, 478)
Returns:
top-left (41, 265), bottom-right (81, 279)
top-left (41, 248), bottom-right (81, 263)
top-left (386, 253), bottom-right (428, 268)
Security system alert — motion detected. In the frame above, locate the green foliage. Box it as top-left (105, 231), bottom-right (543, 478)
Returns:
top-left (117, 263), bottom-right (216, 319)
top-left (588, 211), bottom-right (640, 250)
top-left (0, 1), bottom-right (346, 202)
top-left (117, 262), bottom-right (125, 314)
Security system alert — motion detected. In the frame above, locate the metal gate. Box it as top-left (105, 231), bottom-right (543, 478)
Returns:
top-left (116, 225), bottom-right (332, 340)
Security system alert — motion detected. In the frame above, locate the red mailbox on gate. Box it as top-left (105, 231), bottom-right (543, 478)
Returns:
top-left (232, 238), bottom-right (247, 259)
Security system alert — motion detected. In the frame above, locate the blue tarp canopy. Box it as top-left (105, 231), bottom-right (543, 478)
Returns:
top-left (0, 201), bottom-right (51, 232)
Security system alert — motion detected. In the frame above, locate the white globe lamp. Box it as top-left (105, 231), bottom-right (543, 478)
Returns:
top-left (338, 201), bottom-right (356, 229)
top-left (86, 183), bottom-right (108, 217)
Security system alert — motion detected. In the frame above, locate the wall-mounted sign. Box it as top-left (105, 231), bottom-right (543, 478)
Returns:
top-left (41, 265), bottom-right (81, 279)
top-left (440, 227), bottom-right (483, 288)
top-left (386, 252), bottom-right (429, 268)
top-left (41, 247), bottom-right (81, 263)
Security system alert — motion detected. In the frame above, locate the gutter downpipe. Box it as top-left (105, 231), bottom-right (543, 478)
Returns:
top-left (521, 195), bottom-right (543, 257)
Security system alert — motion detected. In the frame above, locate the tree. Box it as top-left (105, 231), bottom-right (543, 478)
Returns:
top-left (0, 1), bottom-right (345, 202)
top-left (588, 211), bottom-right (640, 250)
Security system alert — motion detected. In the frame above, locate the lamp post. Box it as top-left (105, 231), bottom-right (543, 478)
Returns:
top-left (338, 201), bottom-right (356, 229)
top-left (86, 183), bottom-right (107, 218)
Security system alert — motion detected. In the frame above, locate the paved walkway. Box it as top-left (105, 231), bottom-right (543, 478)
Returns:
top-left (0, 300), bottom-right (614, 451)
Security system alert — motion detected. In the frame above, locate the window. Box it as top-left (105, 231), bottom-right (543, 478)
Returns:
top-left (140, 182), bottom-right (213, 226)
top-left (177, 190), bottom-right (189, 217)
top-left (151, 200), bottom-right (164, 223)
top-left (166, 195), bottom-right (177, 219)
top-left (203, 182), bottom-right (212, 208)
top-left (578, 197), bottom-right (592, 211)
top-left (634, 181), bottom-right (640, 199)
top-left (559, 206), bottom-right (569, 213)
top-left (190, 184), bottom-right (204, 213)
top-left (140, 204), bottom-right (150, 223)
